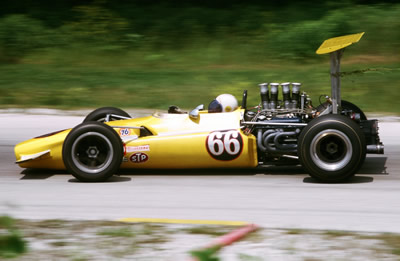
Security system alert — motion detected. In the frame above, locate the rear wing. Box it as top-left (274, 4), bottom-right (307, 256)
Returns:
top-left (316, 32), bottom-right (364, 54)
top-left (316, 32), bottom-right (364, 114)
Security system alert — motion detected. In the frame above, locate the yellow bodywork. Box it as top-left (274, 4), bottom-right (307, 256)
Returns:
top-left (316, 32), bottom-right (364, 54)
top-left (15, 109), bottom-right (258, 170)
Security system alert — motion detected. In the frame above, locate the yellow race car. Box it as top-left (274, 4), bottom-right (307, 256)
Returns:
top-left (14, 33), bottom-right (384, 182)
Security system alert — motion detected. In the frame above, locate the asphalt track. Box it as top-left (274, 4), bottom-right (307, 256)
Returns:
top-left (0, 112), bottom-right (399, 233)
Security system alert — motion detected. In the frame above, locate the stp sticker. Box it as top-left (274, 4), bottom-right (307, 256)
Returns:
top-left (206, 130), bottom-right (243, 161)
top-left (130, 152), bottom-right (149, 163)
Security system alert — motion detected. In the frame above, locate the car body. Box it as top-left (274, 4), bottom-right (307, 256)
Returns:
top-left (15, 109), bottom-right (257, 170)
top-left (14, 33), bottom-right (384, 182)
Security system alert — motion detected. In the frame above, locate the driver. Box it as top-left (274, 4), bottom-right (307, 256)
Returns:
top-left (208, 94), bottom-right (238, 113)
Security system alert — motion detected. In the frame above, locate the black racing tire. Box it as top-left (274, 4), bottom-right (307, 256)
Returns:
top-left (83, 107), bottom-right (131, 123)
top-left (298, 114), bottom-right (366, 183)
top-left (317, 100), bottom-right (367, 120)
top-left (62, 121), bottom-right (123, 182)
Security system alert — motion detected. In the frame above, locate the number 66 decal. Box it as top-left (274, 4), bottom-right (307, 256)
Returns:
top-left (206, 130), bottom-right (243, 161)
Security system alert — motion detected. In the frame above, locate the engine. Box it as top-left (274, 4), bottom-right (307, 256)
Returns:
top-left (244, 82), bottom-right (315, 122)
top-left (241, 82), bottom-right (314, 163)
top-left (241, 82), bottom-right (383, 165)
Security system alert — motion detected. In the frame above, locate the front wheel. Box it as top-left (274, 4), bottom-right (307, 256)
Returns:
top-left (62, 122), bottom-right (123, 182)
top-left (298, 114), bottom-right (366, 182)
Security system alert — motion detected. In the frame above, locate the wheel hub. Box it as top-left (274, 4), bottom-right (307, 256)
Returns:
top-left (86, 146), bottom-right (99, 159)
top-left (71, 132), bottom-right (114, 174)
top-left (326, 142), bottom-right (338, 154)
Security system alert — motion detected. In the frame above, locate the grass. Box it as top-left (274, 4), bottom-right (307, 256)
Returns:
top-left (369, 233), bottom-right (400, 256)
top-left (182, 225), bottom-right (232, 237)
top-left (285, 228), bottom-right (306, 235)
top-left (238, 254), bottom-right (264, 261)
top-left (3, 217), bottom-right (400, 260)
top-left (1, 1), bottom-right (400, 114)
top-left (321, 229), bottom-right (400, 256)
top-left (0, 48), bottom-right (399, 114)
top-left (96, 227), bottom-right (135, 237)
top-left (322, 230), bottom-right (353, 238)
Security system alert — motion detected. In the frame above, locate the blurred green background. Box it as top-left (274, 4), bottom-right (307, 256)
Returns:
top-left (0, 0), bottom-right (399, 113)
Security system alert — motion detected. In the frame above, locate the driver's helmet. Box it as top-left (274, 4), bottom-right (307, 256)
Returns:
top-left (208, 94), bottom-right (238, 113)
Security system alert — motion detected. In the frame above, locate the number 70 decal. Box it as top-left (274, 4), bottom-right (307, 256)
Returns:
top-left (206, 130), bottom-right (243, 161)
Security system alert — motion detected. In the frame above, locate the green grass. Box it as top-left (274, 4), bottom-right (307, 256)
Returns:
top-left (182, 225), bottom-right (232, 237)
top-left (0, 48), bottom-right (399, 114)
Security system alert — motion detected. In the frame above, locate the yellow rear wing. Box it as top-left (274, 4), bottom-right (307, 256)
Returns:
top-left (316, 32), bottom-right (364, 54)
top-left (316, 32), bottom-right (365, 114)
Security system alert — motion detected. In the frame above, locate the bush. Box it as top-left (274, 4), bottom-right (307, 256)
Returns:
top-left (264, 10), bottom-right (352, 60)
top-left (60, 3), bottom-right (129, 47)
top-left (0, 216), bottom-right (27, 258)
top-left (0, 15), bottom-right (52, 63)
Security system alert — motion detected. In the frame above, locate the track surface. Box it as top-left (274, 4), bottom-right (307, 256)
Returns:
top-left (0, 113), bottom-right (399, 233)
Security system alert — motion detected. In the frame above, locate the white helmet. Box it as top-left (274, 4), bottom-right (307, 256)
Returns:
top-left (208, 94), bottom-right (238, 113)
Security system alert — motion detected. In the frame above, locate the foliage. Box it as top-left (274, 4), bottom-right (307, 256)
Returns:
top-left (190, 246), bottom-right (221, 261)
top-left (0, 1), bottom-right (398, 112)
top-left (61, 2), bottom-right (129, 47)
top-left (0, 216), bottom-right (27, 258)
top-left (0, 15), bottom-right (51, 62)
top-left (265, 10), bottom-right (352, 59)
top-left (0, 1), bottom-right (399, 62)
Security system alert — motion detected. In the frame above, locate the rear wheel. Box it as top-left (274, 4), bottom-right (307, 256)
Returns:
top-left (298, 114), bottom-right (366, 182)
top-left (62, 122), bottom-right (123, 182)
top-left (83, 107), bottom-right (131, 123)
top-left (317, 100), bottom-right (367, 120)
top-left (341, 100), bottom-right (367, 120)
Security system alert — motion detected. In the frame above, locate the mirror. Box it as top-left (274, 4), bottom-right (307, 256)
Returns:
top-left (189, 109), bottom-right (199, 119)
top-left (195, 104), bottom-right (204, 111)
top-left (189, 104), bottom-right (204, 119)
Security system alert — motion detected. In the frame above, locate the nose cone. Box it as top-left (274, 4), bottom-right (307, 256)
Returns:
top-left (14, 129), bottom-right (70, 170)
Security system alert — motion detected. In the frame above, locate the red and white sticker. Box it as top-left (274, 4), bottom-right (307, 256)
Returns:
top-left (130, 152), bottom-right (149, 163)
top-left (206, 130), bottom-right (243, 161)
top-left (125, 145), bottom-right (150, 153)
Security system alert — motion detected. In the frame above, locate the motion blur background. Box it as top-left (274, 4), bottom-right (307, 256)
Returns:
top-left (0, 0), bottom-right (399, 113)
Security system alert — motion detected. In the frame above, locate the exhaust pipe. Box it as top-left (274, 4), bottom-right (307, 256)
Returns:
top-left (367, 143), bottom-right (384, 154)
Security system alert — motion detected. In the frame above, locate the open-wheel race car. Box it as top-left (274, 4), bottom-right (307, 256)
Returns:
top-left (15, 33), bottom-right (384, 182)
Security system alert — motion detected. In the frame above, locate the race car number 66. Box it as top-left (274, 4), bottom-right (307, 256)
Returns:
top-left (206, 130), bottom-right (243, 161)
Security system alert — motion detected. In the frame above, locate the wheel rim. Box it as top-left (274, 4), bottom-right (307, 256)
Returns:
top-left (71, 132), bottom-right (114, 174)
top-left (310, 129), bottom-right (352, 171)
